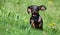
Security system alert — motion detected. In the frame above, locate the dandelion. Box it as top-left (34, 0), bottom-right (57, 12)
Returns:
top-left (48, 1), bottom-right (54, 6)
top-left (49, 23), bottom-right (56, 27)
top-left (48, 1), bottom-right (52, 4)
top-left (49, 23), bottom-right (59, 33)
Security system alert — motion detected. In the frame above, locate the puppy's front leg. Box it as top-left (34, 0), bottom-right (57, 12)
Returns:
top-left (38, 17), bottom-right (41, 22)
top-left (38, 17), bottom-right (43, 27)
top-left (31, 20), bottom-right (35, 28)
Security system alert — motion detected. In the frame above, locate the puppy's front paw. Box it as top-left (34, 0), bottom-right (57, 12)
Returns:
top-left (39, 24), bottom-right (41, 27)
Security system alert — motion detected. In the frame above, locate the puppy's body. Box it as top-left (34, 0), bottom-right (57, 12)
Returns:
top-left (30, 14), bottom-right (43, 29)
top-left (27, 5), bottom-right (46, 30)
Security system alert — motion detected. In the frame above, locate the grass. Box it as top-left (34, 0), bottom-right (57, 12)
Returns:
top-left (0, 0), bottom-right (60, 35)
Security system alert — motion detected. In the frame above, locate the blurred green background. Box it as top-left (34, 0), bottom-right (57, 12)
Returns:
top-left (0, 0), bottom-right (60, 35)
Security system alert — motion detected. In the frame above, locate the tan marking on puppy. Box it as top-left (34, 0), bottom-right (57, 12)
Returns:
top-left (31, 20), bottom-right (35, 28)
top-left (38, 17), bottom-right (41, 22)
top-left (39, 24), bottom-right (41, 27)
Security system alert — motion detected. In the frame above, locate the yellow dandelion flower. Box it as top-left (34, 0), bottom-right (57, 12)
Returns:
top-left (49, 23), bottom-right (55, 27)
top-left (48, 1), bottom-right (53, 5)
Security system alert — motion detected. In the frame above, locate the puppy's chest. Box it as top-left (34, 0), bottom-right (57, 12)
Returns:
top-left (31, 16), bottom-right (39, 23)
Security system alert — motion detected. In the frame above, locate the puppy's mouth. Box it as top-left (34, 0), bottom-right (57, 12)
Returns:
top-left (32, 12), bottom-right (37, 16)
top-left (33, 15), bottom-right (36, 16)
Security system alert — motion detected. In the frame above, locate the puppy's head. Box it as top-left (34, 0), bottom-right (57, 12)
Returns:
top-left (27, 5), bottom-right (46, 15)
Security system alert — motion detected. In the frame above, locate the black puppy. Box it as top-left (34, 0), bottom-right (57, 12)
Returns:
top-left (27, 5), bottom-right (46, 30)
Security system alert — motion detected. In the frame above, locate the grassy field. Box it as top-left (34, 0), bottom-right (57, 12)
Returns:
top-left (0, 0), bottom-right (60, 35)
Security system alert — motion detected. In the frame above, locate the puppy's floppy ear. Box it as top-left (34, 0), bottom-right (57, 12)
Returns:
top-left (27, 6), bottom-right (32, 14)
top-left (39, 5), bottom-right (46, 11)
